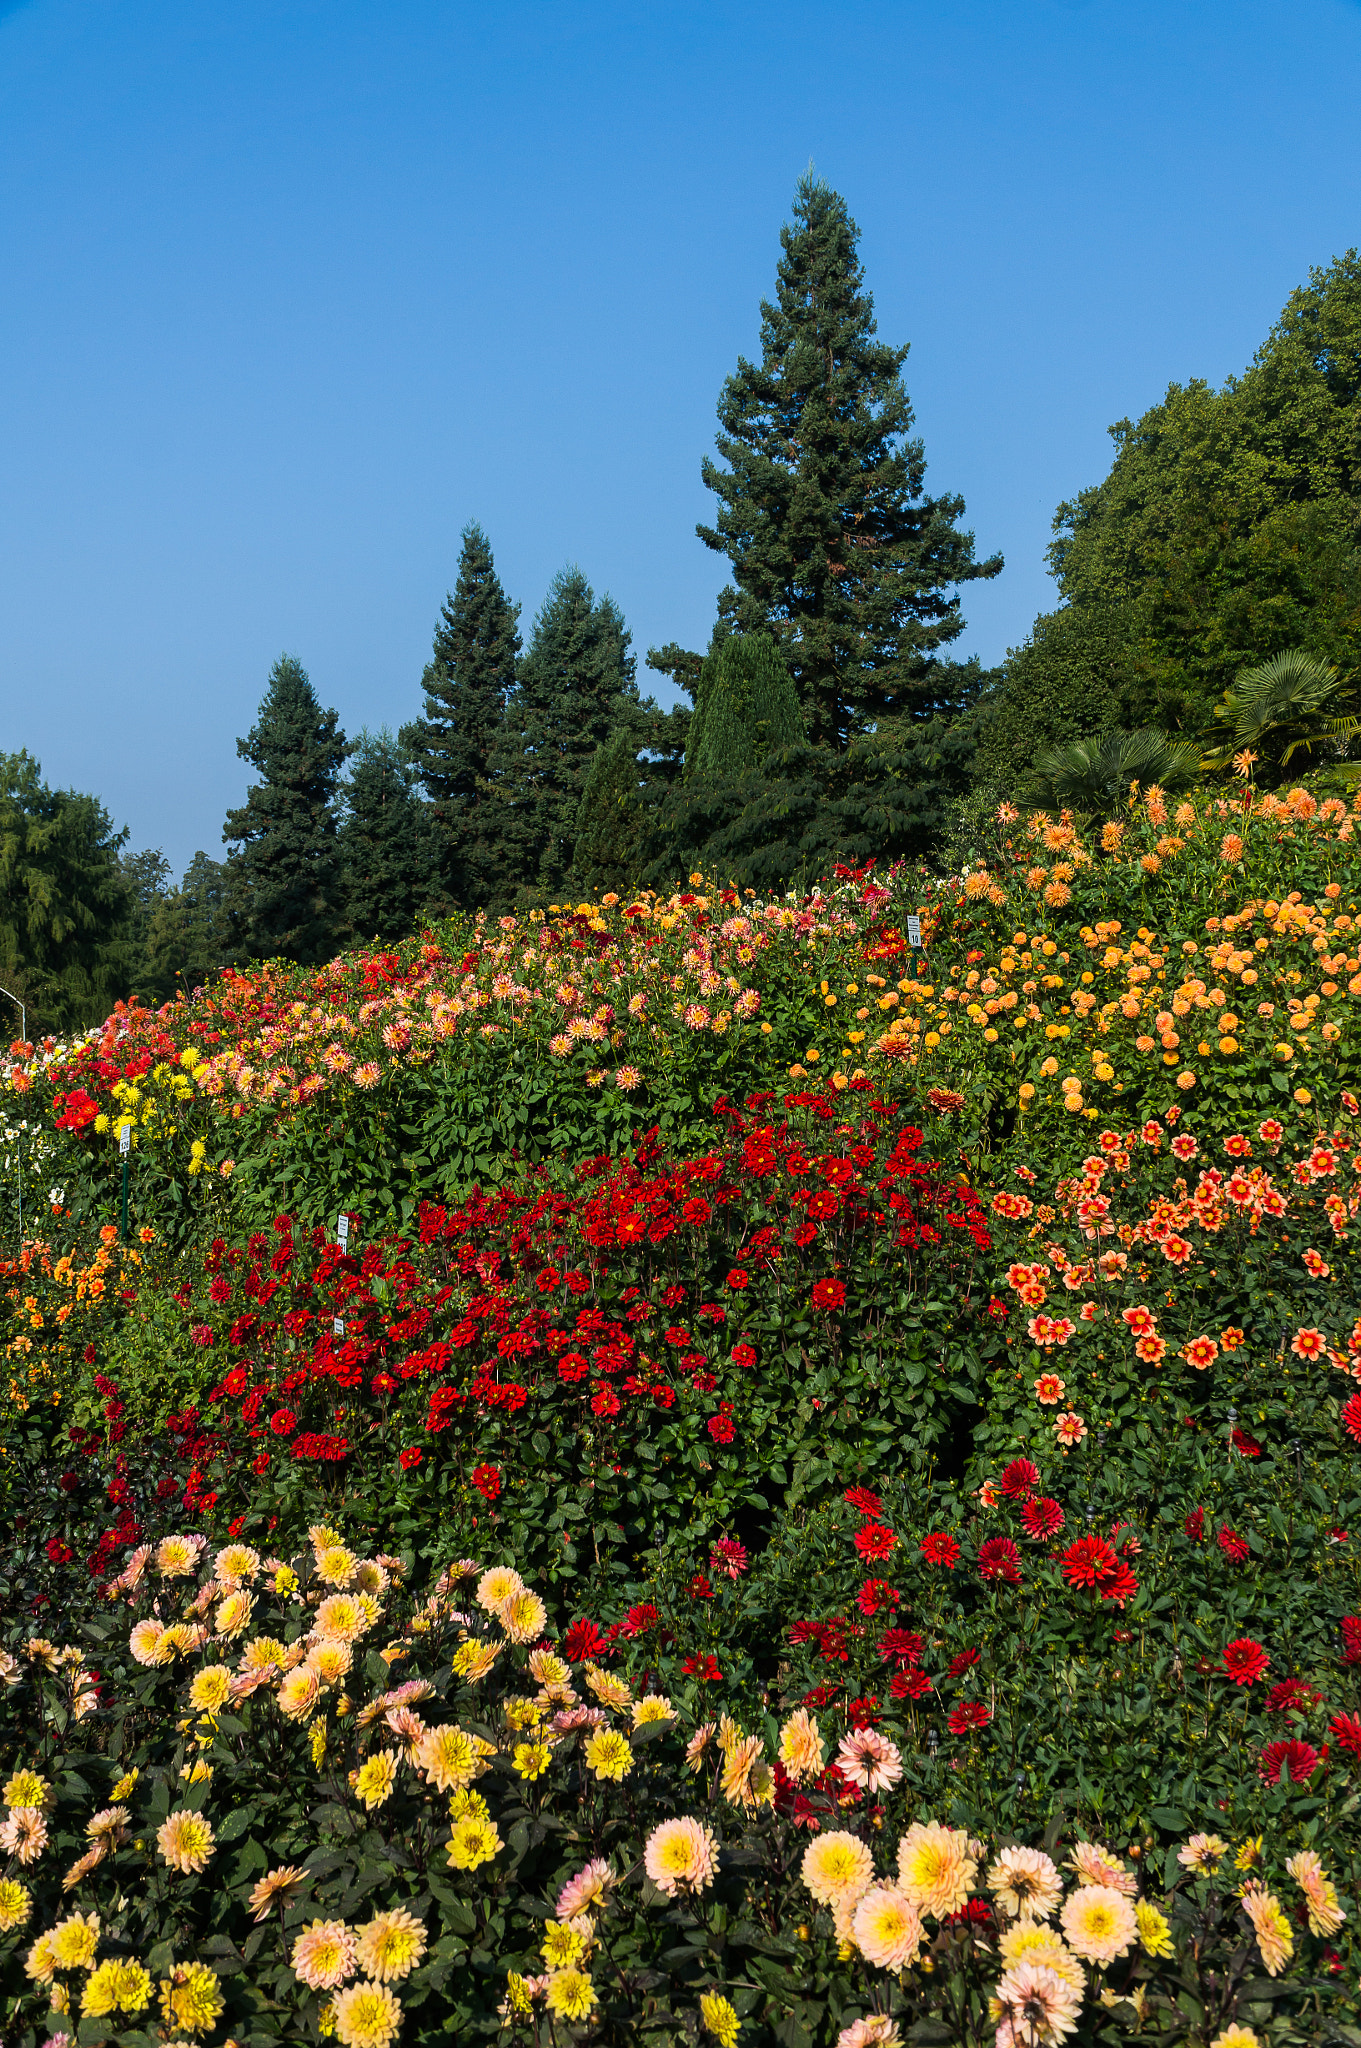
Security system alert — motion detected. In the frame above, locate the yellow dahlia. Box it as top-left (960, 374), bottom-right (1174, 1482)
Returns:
top-left (332, 1976), bottom-right (403, 2048)
top-left (802, 1830), bottom-right (875, 1907)
top-left (644, 1816), bottom-right (719, 1898)
top-left (354, 1908), bottom-right (427, 1982)
top-left (897, 1822), bottom-right (977, 1919)
top-left (852, 1885), bottom-right (925, 1969)
top-left (1059, 1885), bottom-right (1137, 1964)
top-left (156, 1809), bottom-right (215, 1875)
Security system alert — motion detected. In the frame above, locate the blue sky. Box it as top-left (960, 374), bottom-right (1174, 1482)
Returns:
top-left (2, 0), bottom-right (1360, 874)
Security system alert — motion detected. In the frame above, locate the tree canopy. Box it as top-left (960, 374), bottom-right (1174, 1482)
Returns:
top-left (1048, 250), bottom-right (1361, 728)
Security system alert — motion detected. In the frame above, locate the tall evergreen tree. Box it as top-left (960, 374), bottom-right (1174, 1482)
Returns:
top-left (222, 655), bottom-right (348, 964)
top-left (401, 523), bottom-right (521, 909)
top-left (487, 568), bottom-right (643, 900)
top-left (340, 729), bottom-right (436, 941)
top-left (698, 173), bottom-right (1001, 747)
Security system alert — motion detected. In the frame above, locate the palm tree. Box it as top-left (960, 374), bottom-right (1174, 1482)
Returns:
top-left (1203, 649), bottom-right (1359, 773)
top-left (1021, 727), bottom-right (1201, 817)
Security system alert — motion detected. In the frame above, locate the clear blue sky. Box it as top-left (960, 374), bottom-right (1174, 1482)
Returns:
top-left (2, 0), bottom-right (1360, 875)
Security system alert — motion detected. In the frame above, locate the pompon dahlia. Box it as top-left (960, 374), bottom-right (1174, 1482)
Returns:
top-left (986, 1845), bottom-right (1062, 1921)
top-left (1241, 1883), bottom-right (1293, 1975)
top-left (1060, 1885), bottom-right (1137, 1964)
top-left (644, 1817), bottom-right (719, 1898)
top-left (991, 1961), bottom-right (1082, 2045)
top-left (801, 1830), bottom-right (875, 1907)
top-left (896, 1821), bottom-right (977, 1919)
top-left (852, 1886), bottom-right (925, 1970)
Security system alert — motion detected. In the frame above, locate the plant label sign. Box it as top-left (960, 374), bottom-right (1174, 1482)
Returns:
top-left (337, 1214), bottom-right (350, 1246)
top-left (905, 915), bottom-right (922, 948)
top-left (119, 1125), bottom-right (131, 1155)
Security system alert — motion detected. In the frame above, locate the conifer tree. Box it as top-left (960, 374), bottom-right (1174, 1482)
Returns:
top-left (222, 655), bottom-right (348, 964)
top-left (402, 523), bottom-right (521, 908)
top-left (699, 173), bottom-right (1001, 747)
top-left (487, 568), bottom-right (643, 900)
top-left (685, 633), bottom-right (804, 781)
top-left (340, 730), bottom-right (435, 941)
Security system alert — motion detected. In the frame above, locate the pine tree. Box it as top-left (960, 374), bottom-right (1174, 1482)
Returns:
top-left (685, 633), bottom-right (805, 781)
top-left (487, 568), bottom-right (643, 900)
top-left (698, 173), bottom-right (1001, 747)
top-left (340, 729), bottom-right (436, 941)
top-left (401, 523), bottom-right (521, 908)
top-left (573, 729), bottom-right (643, 892)
top-left (222, 655), bottom-right (348, 964)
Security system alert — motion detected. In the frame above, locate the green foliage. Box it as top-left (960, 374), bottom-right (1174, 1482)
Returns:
top-left (971, 603), bottom-right (1156, 801)
top-left (0, 751), bottom-right (133, 1035)
top-left (684, 633), bottom-right (804, 782)
top-left (1022, 727), bottom-right (1202, 818)
top-left (486, 568), bottom-right (645, 902)
top-left (698, 172), bottom-right (1001, 747)
top-left (401, 522), bottom-right (522, 910)
top-left (340, 730), bottom-right (436, 943)
top-left (1048, 249), bottom-right (1361, 728)
top-left (222, 655), bottom-right (350, 965)
top-left (648, 716), bottom-right (979, 891)
top-left (573, 730), bottom-right (644, 894)
top-left (140, 851), bottom-right (232, 1001)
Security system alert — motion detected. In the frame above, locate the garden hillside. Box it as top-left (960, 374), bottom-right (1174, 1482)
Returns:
top-left (8, 780), bottom-right (1361, 2045)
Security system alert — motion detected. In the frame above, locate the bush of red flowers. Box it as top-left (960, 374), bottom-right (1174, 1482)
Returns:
top-left (3, 1087), bottom-right (995, 1608)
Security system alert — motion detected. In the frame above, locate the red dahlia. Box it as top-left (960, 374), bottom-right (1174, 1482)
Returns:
top-left (1021, 1498), bottom-right (1064, 1540)
top-left (1222, 1637), bottom-right (1270, 1686)
top-left (1000, 1458), bottom-right (1039, 1501)
top-left (1059, 1537), bottom-right (1117, 1588)
top-left (1258, 1739), bottom-right (1321, 1785)
top-left (919, 1532), bottom-right (961, 1569)
top-left (855, 1523), bottom-right (897, 1561)
top-left (978, 1537), bottom-right (1021, 1585)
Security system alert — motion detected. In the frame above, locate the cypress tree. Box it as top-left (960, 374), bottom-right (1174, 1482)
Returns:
top-left (401, 523), bottom-right (521, 908)
top-left (487, 567), bottom-right (643, 900)
top-left (340, 729), bottom-right (436, 941)
top-left (685, 632), bottom-right (804, 781)
top-left (222, 654), bottom-right (348, 964)
top-left (698, 173), bottom-right (1001, 747)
